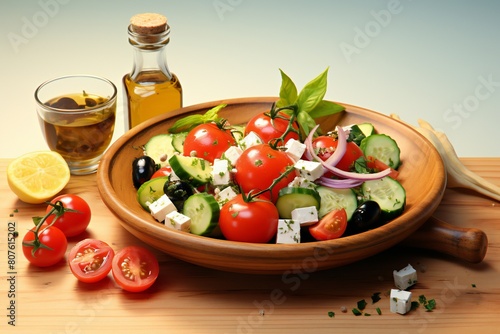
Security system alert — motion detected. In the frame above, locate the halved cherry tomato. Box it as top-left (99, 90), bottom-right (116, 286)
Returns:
top-left (22, 225), bottom-right (68, 267)
top-left (312, 136), bottom-right (364, 172)
top-left (234, 144), bottom-right (297, 202)
top-left (183, 122), bottom-right (236, 163)
top-left (309, 208), bottom-right (348, 241)
top-left (219, 194), bottom-right (279, 243)
top-left (44, 194), bottom-right (91, 237)
top-left (151, 166), bottom-right (172, 179)
top-left (68, 239), bottom-right (115, 283)
top-left (366, 156), bottom-right (399, 179)
top-left (112, 246), bottom-right (159, 292)
top-left (245, 111), bottom-right (299, 144)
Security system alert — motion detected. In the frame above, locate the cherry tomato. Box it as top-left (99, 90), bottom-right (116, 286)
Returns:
top-left (183, 123), bottom-right (236, 163)
top-left (22, 225), bottom-right (68, 267)
top-left (44, 194), bottom-right (91, 237)
top-left (151, 166), bottom-right (172, 179)
top-left (219, 194), bottom-right (279, 243)
top-left (245, 111), bottom-right (299, 144)
top-left (312, 136), bottom-right (364, 172)
top-left (234, 144), bottom-right (297, 202)
top-left (112, 246), bottom-right (159, 292)
top-left (366, 156), bottom-right (399, 179)
top-left (309, 208), bottom-right (348, 241)
top-left (68, 239), bottom-right (115, 283)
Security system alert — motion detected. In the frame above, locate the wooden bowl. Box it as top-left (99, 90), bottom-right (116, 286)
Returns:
top-left (97, 97), bottom-right (446, 274)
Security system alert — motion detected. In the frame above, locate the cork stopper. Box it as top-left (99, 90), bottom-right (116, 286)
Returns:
top-left (130, 13), bottom-right (167, 35)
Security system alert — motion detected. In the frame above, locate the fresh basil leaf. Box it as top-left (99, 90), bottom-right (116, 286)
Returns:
top-left (169, 104), bottom-right (225, 133)
top-left (276, 69), bottom-right (298, 108)
top-left (308, 100), bottom-right (345, 119)
top-left (296, 67), bottom-right (329, 114)
top-left (297, 111), bottom-right (318, 136)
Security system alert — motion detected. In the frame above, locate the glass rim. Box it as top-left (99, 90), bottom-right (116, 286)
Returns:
top-left (34, 74), bottom-right (117, 114)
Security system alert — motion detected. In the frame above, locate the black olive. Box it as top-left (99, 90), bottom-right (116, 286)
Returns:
top-left (163, 179), bottom-right (194, 211)
top-left (347, 200), bottom-right (382, 234)
top-left (132, 156), bottom-right (157, 189)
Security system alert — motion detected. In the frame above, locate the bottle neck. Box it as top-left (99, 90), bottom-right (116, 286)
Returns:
top-left (128, 25), bottom-right (173, 82)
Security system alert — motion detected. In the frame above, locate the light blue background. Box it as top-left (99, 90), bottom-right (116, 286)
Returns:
top-left (1, 0), bottom-right (499, 157)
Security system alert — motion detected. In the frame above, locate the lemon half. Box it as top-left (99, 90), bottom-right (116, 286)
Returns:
top-left (7, 151), bottom-right (70, 204)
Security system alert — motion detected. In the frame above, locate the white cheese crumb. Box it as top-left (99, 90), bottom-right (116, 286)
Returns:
top-left (276, 219), bottom-right (301, 244)
top-left (393, 264), bottom-right (418, 290)
top-left (291, 206), bottom-right (319, 226)
top-left (294, 159), bottom-right (324, 181)
top-left (284, 138), bottom-right (306, 161)
top-left (149, 194), bottom-right (177, 222)
top-left (165, 211), bottom-right (191, 232)
top-left (390, 289), bottom-right (412, 315)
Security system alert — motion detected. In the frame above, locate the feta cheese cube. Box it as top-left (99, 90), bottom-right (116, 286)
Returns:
top-left (149, 194), bottom-right (177, 222)
top-left (390, 289), bottom-right (412, 315)
top-left (291, 206), bottom-right (319, 226)
top-left (285, 138), bottom-right (306, 161)
top-left (393, 264), bottom-right (418, 290)
top-left (238, 131), bottom-right (263, 150)
top-left (288, 176), bottom-right (316, 189)
top-left (165, 211), bottom-right (191, 232)
top-left (276, 219), bottom-right (301, 244)
top-left (211, 159), bottom-right (231, 185)
top-left (222, 146), bottom-right (243, 166)
top-left (215, 186), bottom-right (238, 206)
top-left (294, 159), bottom-right (324, 181)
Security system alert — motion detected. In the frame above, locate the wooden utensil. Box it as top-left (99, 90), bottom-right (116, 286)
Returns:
top-left (402, 216), bottom-right (488, 263)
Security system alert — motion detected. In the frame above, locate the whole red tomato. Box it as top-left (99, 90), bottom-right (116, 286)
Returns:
top-left (245, 111), bottom-right (299, 144)
top-left (312, 136), bottom-right (364, 172)
top-left (22, 225), bottom-right (68, 267)
top-left (234, 144), bottom-right (297, 202)
top-left (183, 122), bottom-right (236, 163)
top-left (219, 194), bottom-right (279, 243)
top-left (44, 194), bottom-right (91, 237)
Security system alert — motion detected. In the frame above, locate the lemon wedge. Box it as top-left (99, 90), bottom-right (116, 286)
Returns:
top-left (7, 151), bottom-right (70, 204)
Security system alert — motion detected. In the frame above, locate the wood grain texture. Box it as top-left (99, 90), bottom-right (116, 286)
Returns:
top-left (1, 160), bottom-right (499, 333)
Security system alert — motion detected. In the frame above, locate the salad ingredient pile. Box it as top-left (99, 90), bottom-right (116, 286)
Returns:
top-left (132, 68), bottom-right (406, 244)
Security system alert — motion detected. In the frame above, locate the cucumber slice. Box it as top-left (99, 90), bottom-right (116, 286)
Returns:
top-left (144, 134), bottom-right (176, 167)
top-left (316, 186), bottom-right (358, 220)
top-left (182, 193), bottom-right (220, 236)
top-left (168, 155), bottom-right (212, 187)
top-left (136, 176), bottom-right (169, 211)
top-left (360, 134), bottom-right (401, 169)
top-left (171, 132), bottom-right (187, 152)
top-left (276, 187), bottom-right (321, 219)
top-left (362, 177), bottom-right (406, 220)
top-left (357, 123), bottom-right (375, 137)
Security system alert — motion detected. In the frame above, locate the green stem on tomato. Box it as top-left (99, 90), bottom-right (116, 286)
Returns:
top-left (22, 201), bottom-right (76, 257)
top-left (243, 165), bottom-right (295, 203)
top-left (267, 103), bottom-right (302, 149)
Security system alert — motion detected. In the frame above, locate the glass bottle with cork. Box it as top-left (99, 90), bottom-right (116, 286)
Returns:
top-left (123, 13), bottom-right (182, 129)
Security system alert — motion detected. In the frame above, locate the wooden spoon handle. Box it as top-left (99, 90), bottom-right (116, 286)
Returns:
top-left (402, 216), bottom-right (488, 263)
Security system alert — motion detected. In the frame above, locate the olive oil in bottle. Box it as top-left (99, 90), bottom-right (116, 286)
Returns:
top-left (123, 13), bottom-right (182, 129)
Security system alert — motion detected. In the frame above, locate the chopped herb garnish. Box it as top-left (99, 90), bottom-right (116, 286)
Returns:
top-left (376, 307), bottom-right (382, 315)
top-left (357, 299), bottom-right (367, 310)
top-left (410, 301), bottom-right (420, 311)
top-left (472, 284), bottom-right (476, 288)
top-left (364, 313), bottom-right (371, 316)
top-left (352, 308), bottom-right (362, 316)
top-left (328, 311), bottom-right (335, 318)
top-left (371, 292), bottom-right (381, 304)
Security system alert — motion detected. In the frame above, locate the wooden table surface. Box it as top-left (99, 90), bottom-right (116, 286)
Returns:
top-left (1, 158), bottom-right (498, 334)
